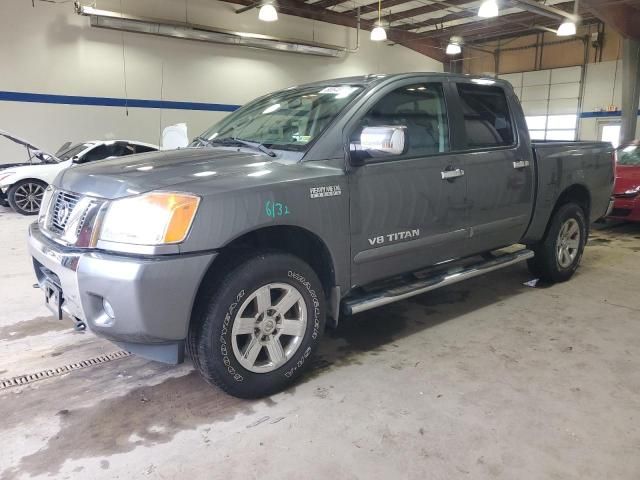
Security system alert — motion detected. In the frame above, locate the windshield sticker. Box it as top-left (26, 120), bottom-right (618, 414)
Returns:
top-left (368, 229), bottom-right (420, 246)
top-left (265, 200), bottom-right (290, 218)
top-left (319, 86), bottom-right (359, 97)
top-left (310, 185), bottom-right (342, 198)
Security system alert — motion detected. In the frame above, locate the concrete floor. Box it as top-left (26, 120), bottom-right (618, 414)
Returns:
top-left (1, 205), bottom-right (639, 480)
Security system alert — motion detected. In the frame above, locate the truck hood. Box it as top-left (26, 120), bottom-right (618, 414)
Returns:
top-left (56, 147), bottom-right (286, 199)
top-left (614, 165), bottom-right (640, 194)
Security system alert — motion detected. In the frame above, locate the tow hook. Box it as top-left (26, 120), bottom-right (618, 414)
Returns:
top-left (73, 318), bottom-right (87, 332)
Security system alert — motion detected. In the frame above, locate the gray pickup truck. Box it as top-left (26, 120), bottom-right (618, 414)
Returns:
top-left (28, 73), bottom-right (614, 398)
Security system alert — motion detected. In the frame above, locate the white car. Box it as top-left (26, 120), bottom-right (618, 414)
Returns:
top-left (0, 131), bottom-right (158, 215)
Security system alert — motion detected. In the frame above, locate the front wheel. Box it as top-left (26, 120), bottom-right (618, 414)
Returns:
top-left (187, 252), bottom-right (326, 398)
top-left (527, 202), bottom-right (587, 283)
top-left (7, 179), bottom-right (48, 215)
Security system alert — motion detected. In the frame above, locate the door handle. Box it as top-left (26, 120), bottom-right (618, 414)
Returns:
top-left (513, 160), bottom-right (530, 169)
top-left (441, 168), bottom-right (465, 180)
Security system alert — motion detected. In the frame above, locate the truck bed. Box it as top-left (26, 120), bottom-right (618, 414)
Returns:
top-left (522, 140), bottom-right (614, 244)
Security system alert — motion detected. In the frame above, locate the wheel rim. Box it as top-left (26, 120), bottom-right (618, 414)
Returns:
top-left (13, 183), bottom-right (45, 213)
top-left (556, 218), bottom-right (581, 269)
top-left (231, 282), bottom-right (307, 373)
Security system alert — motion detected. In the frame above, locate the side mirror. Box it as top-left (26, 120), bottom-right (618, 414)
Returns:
top-left (349, 126), bottom-right (407, 165)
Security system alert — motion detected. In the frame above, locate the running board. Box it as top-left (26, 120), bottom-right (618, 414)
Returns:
top-left (343, 249), bottom-right (534, 315)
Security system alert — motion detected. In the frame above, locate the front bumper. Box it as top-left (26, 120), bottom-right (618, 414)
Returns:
top-left (0, 187), bottom-right (7, 206)
top-left (607, 196), bottom-right (640, 222)
top-left (28, 223), bottom-right (216, 363)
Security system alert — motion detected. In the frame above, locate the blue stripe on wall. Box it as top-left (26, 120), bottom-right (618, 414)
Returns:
top-left (0, 90), bottom-right (634, 119)
top-left (580, 110), bottom-right (640, 118)
top-left (0, 90), bottom-right (241, 112)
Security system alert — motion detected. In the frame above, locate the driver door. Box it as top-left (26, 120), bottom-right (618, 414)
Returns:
top-left (348, 79), bottom-right (469, 287)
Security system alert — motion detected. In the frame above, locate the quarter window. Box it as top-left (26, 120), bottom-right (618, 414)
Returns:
top-left (457, 83), bottom-right (514, 148)
top-left (356, 83), bottom-right (449, 157)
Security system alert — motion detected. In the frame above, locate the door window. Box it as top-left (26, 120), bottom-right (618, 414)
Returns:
top-left (354, 83), bottom-right (449, 158)
top-left (132, 144), bottom-right (157, 154)
top-left (79, 144), bottom-right (118, 163)
top-left (457, 83), bottom-right (514, 148)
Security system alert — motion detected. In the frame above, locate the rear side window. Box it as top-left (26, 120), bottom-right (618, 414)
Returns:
top-left (133, 144), bottom-right (157, 154)
top-left (457, 83), bottom-right (514, 148)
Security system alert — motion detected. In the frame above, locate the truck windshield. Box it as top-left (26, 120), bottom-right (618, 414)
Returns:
top-left (195, 85), bottom-right (363, 152)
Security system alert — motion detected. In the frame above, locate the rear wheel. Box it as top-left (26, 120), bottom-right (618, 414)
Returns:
top-left (527, 203), bottom-right (587, 283)
top-left (187, 251), bottom-right (325, 398)
top-left (7, 179), bottom-right (47, 215)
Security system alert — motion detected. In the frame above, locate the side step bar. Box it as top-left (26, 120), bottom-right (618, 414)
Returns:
top-left (343, 249), bottom-right (534, 315)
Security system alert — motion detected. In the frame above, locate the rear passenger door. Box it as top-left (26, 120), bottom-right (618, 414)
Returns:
top-left (450, 81), bottom-right (534, 254)
top-left (348, 79), bottom-right (469, 287)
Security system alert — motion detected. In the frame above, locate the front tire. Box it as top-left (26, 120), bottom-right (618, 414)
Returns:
top-left (7, 179), bottom-right (47, 215)
top-left (527, 203), bottom-right (587, 283)
top-left (187, 251), bottom-right (326, 398)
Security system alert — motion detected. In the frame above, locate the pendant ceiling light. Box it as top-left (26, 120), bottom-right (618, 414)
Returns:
top-left (478, 0), bottom-right (499, 18)
top-left (258, 3), bottom-right (278, 22)
top-left (370, 0), bottom-right (387, 41)
top-left (446, 36), bottom-right (463, 55)
top-left (556, 20), bottom-right (576, 36)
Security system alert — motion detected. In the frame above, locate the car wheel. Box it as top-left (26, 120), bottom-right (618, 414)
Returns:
top-left (527, 203), bottom-right (587, 283)
top-left (7, 179), bottom-right (48, 215)
top-left (187, 251), bottom-right (325, 398)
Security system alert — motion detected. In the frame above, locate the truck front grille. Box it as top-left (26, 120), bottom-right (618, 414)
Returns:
top-left (43, 189), bottom-right (105, 247)
top-left (49, 191), bottom-right (83, 234)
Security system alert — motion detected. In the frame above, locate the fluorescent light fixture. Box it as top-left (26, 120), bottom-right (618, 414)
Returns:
top-left (76, 5), bottom-right (345, 57)
top-left (370, 26), bottom-right (387, 42)
top-left (556, 20), bottom-right (576, 36)
top-left (478, 0), bottom-right (499, 18)
top-left (258, 4), bottom-right (278, 22)
top-left (446, 42), bottom-right (462, 55)
top-left (137, 165), bottom-right (153, 171)
top-left (193, 171), bottom-right (217, 177)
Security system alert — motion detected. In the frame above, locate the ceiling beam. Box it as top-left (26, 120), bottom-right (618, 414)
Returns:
top-left (419, 1), bottom-right (575, 38)
top-left (582, 0), bottom-right (640, 40)
top-left (311, 0), bottom-right (349, 10)
top-left (341, 0), bottom-right (417, 17)
top-left (224, 0), bottom-right (448, 61)
top-left (381, 0), bottom-right (473, 24)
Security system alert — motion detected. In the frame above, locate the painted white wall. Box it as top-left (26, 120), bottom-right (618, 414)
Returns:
top-left (0, 0), bottom-right (442, 165)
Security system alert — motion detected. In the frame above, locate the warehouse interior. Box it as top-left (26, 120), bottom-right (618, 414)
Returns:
top-left (1, 0), bottom-right (640, 478)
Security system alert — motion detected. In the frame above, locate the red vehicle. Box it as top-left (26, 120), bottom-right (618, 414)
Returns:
top-left (609, 142), bottom-right (640, 222)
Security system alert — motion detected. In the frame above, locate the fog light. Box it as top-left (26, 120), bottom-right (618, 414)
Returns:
top-left (103, 298), bottom-right (115, 319)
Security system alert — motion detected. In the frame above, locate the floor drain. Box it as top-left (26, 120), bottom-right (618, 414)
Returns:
top-left (0, 350), bottom-right (132, 390)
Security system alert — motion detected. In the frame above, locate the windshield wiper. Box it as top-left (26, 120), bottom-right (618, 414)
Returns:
top-left (233, 138), bottom-right (277, 158)
top-left (201, 137), bottom-right (276, 157)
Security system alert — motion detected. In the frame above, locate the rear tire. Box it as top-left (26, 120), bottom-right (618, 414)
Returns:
top-left (527, 203), bottom-right (587, 283)
top-left (7, 179), bottom-right (47, 215)
top-left (187, 251), bottom-right (325, 398)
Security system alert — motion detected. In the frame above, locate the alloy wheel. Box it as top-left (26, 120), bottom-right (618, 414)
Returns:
top-left (231, 282), bottom-right (307, 373)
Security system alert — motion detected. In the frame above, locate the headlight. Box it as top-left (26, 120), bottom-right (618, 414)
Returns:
top-left (98, 192), bottom-right (200, 245)
top-left (37, 185), bottom-right (54, 225)
top-left (0, 171), bottom-right (16, 185)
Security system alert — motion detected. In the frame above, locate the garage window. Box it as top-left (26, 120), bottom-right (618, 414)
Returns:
top-left (526, 114), bottom-right (577, 141)
top-left (457, 83), bottom-right (514, 148)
